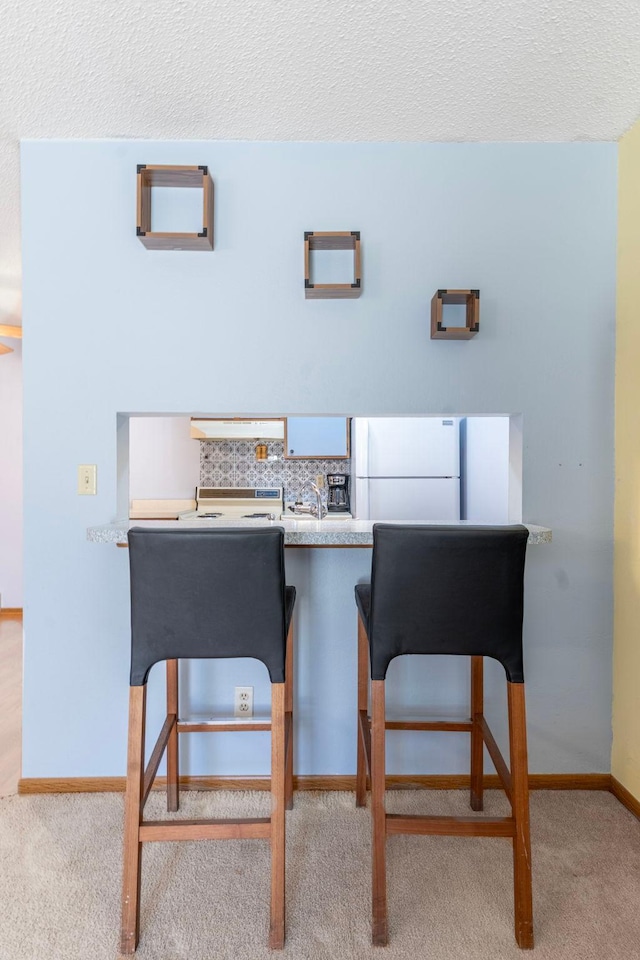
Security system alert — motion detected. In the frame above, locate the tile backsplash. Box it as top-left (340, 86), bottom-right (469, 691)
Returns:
top-left (200, 440), bottom-right (351, 504)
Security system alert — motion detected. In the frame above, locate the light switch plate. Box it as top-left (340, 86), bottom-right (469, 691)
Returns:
top-left (78, 464), bottom-right (97, 495)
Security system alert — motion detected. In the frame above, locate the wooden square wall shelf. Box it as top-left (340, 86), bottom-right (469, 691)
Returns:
top-left (304, 231), bottom-right (362, 299)
top-left (430, 289), bottom-right (480, 340)
top-left (136, 165), bottom-right (214, 251)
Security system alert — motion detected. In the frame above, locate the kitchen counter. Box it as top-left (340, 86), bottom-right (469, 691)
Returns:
top-left (87, 518), bottom-right (552, 547)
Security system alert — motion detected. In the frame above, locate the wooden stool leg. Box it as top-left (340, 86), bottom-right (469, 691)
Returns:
top-left (270, 682), bottom-right (286, 949)
top-left (371, 679), bottom-right (388, 946)
top-left (285, 621), bottom-right (294, 811)
top-left (356, 615), bottom-right (369, 807)
top-left (166, 659), bottom-right (179, 812)
top-left (121, 685), bottom-right (147, 955)
top-left (470, 656), bottom-right (484, 811)
top-left (508, 681), bottom-right (534, 949)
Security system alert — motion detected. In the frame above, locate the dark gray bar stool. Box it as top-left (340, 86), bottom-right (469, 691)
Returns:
top-left (355, 524), bottom-right (532, 948)
top-left (121, 527), bottom-right (295, 953)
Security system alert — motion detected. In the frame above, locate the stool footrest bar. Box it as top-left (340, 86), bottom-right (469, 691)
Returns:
top-left (177, 720), bottom-right (272, 733)
top-left (139, 817), bottom-right (271, 842)
top-left (386, 719), bottom-right (473, 732)
top-left (386, 814), bottom-right (516, 838)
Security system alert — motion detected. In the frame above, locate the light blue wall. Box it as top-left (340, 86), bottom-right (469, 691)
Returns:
top-left (21, 140), bottom-right (616, 777)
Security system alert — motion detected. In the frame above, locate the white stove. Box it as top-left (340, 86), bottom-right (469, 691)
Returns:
top-left (178, 487), bottom-right (283, 521)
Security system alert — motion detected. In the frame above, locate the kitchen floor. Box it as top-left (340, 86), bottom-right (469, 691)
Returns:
top-left (1, 788), bottom-right (639, 959)
top-left (0, 613), bottom-right (21, 797)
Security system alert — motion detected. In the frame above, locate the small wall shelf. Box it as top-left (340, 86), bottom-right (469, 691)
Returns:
top-left (304, 231), bottom-right (361, 299)
top-left (430, 289), bottom-right (480, 340)
top-left (136, 165), bottom-right (214, 251)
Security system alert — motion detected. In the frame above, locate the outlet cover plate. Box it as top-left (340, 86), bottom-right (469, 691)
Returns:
top-left (234, 685), bottom-right (254, 718)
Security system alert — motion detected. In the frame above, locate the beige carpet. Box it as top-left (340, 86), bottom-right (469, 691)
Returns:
top-left (0, 789), bottom-right (639, 960)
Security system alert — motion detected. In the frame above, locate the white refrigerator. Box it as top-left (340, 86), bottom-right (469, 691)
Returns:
top-left (353, 418), bottom-right (461, 522)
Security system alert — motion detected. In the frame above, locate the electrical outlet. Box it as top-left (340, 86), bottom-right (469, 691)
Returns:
top-left (315, 473), bottom-right (325, 488)
top-left (234, 685), bottom-right (253, 718)
top-left (77, 464), bottom-right (97, 495)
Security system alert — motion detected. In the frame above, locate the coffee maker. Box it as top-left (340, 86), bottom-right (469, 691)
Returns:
top-left (326, 473), bottom-right (350, 513)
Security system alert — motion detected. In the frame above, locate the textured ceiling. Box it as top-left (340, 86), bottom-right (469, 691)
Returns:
top-left (1, 0), bottom-right (640, 315)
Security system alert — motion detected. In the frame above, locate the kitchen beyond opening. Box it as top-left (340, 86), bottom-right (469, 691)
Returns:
top-left (120, 415), bottom-right (523, 525)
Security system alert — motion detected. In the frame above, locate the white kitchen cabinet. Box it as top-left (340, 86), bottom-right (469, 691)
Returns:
top-left (284, 417), bottom-right (350, 459)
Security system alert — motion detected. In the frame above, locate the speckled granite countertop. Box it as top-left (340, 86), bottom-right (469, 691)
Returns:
top-left (87, 519), bottom-right (552, 547)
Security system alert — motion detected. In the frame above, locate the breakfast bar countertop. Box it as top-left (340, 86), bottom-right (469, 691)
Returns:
top-left (87, 518), bottom-right (552, 547)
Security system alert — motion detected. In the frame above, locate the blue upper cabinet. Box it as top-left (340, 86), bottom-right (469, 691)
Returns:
top-left (284, 417), bottom-right (350, 459)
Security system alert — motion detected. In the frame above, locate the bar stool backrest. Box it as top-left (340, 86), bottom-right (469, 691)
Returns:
top-left (369, 524), bottom-right (529, 682)
top-left (128, 527), bottom-right (288, 685)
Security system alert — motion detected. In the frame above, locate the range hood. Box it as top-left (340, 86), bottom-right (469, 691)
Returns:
top-left (190, 419), bottom-right (285, 440)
